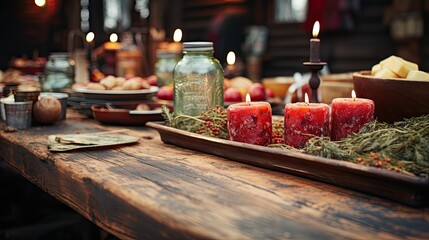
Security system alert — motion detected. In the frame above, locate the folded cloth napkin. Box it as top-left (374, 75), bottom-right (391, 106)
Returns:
top-left (48, 132), bottom-right (139, 152)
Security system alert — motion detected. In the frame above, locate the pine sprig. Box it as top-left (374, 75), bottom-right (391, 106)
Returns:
top-left (299, 115), bottom-right (429, 177)
top-left (162, 105), bottom-right (228, 139)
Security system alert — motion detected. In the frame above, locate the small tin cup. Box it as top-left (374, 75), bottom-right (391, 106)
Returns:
top-left (0, 102), bottom-right (5, 121)
top-left (3, 101), bottom-right (33, 129)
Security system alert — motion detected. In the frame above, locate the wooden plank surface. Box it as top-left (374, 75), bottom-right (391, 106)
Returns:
top-left (1, 114), bottom-right (429, 239)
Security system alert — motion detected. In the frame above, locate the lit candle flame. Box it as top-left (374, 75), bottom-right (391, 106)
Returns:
top-left (352, 90), bottom-right (356, 100)
top-left (109, 33), bottom-right (118, 43)
top-left (227, 51), bottom-right (236, 65)
top-left (86, 32), bottom-right (95, 43)
top-left (173, 29), bottom-right (182, 42)
top-left (35, 0), bottom-right (46, 7)
top-left (304, 93), bottom-right (309, 104)
top-left (246, 93), bottom-right (251, 104)
top-left (312, 21), bottom-right (320, 38)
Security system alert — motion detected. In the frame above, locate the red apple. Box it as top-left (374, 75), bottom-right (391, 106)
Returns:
top-left (224, 88), bottom-right (242, 102)
top-left (157, 86), bottom-right (173, 101)
top-left (248, 83), bottom-right (266, 101)
top-left (265, 88), bottom-right (275, 99)
top-left (147, 75), bottom-right (158, 86)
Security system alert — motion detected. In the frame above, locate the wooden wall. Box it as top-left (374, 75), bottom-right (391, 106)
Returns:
top-left (177, 0), bottom-right (428, 77)
top-left (1, 0), bottom-right (427, 76)
top-left (181, 0), bottom-right (250, 65)
top-left (260, 0), bottom-right (397, 76)
top-left (0, 0), bottom-right (51, 68)
top-left (0, 0), bottom-right (79, 70)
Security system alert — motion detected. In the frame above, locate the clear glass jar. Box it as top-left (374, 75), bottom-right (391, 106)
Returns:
top-left (173, 42), bottom-right (224, 116)
top-left (43, 53), bottom-right (75, 91)
top-left (155, 50), bottom-right (180, 87)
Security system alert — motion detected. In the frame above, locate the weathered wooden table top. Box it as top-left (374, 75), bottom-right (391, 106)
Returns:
top-left (0, 113), bottom-right (428, 240)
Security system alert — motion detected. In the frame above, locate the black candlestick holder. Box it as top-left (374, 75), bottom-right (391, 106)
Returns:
top-left (303, 61), bottom-right (326, 103)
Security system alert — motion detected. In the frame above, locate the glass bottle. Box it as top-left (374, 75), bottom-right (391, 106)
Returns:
top-left (43, 53), bottom-right (75, 91)
top-left (173, 42), bottom-right (224, 116)
top-left (155, 50), bottom-right (180, 87)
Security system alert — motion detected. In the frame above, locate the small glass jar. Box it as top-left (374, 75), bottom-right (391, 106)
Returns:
top-left (173, 42), bottom-right (224, 116)
top-left (43, 53), bottom-right (75, 91)
top-left (155, 50), bottom-right (180, 87)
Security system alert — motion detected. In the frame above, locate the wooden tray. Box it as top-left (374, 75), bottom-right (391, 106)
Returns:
top-left (146, 122), bottom-right (429, 207)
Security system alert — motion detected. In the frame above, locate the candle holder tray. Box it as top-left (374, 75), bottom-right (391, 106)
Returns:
top-left (147, 121), bottom-right (429, 207)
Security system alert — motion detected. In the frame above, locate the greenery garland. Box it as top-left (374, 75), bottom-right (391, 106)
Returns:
top-left (162, 106), bottom-right (429, 177)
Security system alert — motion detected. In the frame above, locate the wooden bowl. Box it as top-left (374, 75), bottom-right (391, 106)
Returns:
top-left (91, 101), bottom-right (173, 126)
top-left (262, 77), bottom-right (294, 98)
top-left (320, 73), bottom-right (354, 104)
top-left (353, 71), bottom-right (429, 123)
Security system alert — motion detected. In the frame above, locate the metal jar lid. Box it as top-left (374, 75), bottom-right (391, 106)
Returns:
top-left (183, 42), bottom-right (213, 51)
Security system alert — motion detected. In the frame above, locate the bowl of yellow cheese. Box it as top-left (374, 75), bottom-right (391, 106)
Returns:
top-left (353, 56), bottom-right (429, 123)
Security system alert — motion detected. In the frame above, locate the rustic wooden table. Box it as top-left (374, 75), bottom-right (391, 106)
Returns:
top-left (0, 113), bottom-right (428, 239)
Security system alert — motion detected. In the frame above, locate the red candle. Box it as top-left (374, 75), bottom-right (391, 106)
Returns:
top-left (284, 94), bottom-right (329, 148)
top-left (227, 94), bottom-right (272, 146)
top-left (310, 21), bottom-right (320, 63)
top-left (331, 90), bottom-right (375, 141)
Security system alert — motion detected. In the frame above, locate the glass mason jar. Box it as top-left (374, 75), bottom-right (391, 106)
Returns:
top-left (173, 42), bottom-right (224, 116)
top-left (43, 53), bottom-right (75, 91)
top-left (155, 50), bottom-right (180, 87)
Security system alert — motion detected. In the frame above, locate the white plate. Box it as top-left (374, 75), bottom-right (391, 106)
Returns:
top-left (74, 86), bottom-right (158, 100)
